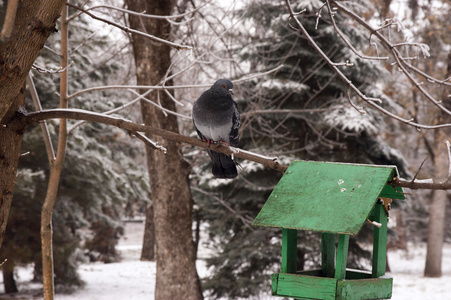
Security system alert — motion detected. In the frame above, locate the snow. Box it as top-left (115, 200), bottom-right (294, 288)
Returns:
top-left (1, 222), bottom-right (451, 299)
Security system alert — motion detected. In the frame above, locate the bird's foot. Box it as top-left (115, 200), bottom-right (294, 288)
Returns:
top-left (202, 138), bottom-right (215, 147)
top-left (218, 140), bottom-right (230, 146)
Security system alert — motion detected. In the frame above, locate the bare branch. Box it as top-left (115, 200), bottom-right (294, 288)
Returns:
top-left (26, 72), bottom-right (55, 162)
top-left (131, 131), bottom-right (167, 153)
top-left (127, 89), bottom-right (191, 119)
top-left (65, 3), bottom-right (192, 51)
top-left (67, 66), bottom-right (284, 99)
top-left (330, 1), bottom-right (451, 117)
top-left (191, 187), bottom-right (254, 229)
top-left (0, 0), bottom-right (18, 40)
top-left (285, 0), bottom-right (451, 130)
top-left (15, 108), bottom-right (289, 174)
top-left (410, 158), bottom-right (427, 183)
top-left (7, 108), bottom-right (451, 190)
top-left (446, 141), bottom-right (451, 183)
top-left (32, 61), bottom-right (74, 74)
top-left (324, 0), bottom-right (388, 61)
top-left (67, 1), bottom-right (212, 23)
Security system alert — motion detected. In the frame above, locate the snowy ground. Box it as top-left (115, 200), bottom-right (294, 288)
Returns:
top-left (1, 221), bottom-right (451, 299)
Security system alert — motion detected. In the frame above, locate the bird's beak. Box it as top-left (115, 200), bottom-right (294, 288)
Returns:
top-left (229, 89), bottom-right (234, 95)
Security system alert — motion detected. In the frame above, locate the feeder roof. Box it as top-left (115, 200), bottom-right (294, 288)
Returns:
top-left (253, 161), bottom-right (404, 235)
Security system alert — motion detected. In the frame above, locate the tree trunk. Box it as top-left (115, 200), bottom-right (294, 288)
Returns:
top-left (424, 127), bottom-right (449, 278)
top-left (126, 1), bottom-right (203, 299)
top-left (2, 262), bottom-right (18, 293)
top-left (0, 0), bottom-right (65, 249)
top-left (424, 52), bottom-right (451, 277)
top-left (424, 189), bottom-right (446, 277)
top-left (140, 204), bottom-right (155, 261)
top-left (41, 6), bottom-right (68, 299)
top-left (0, 0), bottom-right (65, 121)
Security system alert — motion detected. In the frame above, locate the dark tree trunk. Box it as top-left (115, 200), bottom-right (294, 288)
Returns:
top-left (0, 0), bottom-right (65, 249)
top-left (0, 86), bottom-right (25, 248)
top-left (140, 204), bottom-right (155, 261)
top-left (2, 262), bottom-right (18, 293)
top-left (126, 1), bottom-right (203, 299)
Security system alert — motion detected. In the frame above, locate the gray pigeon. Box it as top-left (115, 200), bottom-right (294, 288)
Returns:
top-left (192, 79), bottom-right (240, 179)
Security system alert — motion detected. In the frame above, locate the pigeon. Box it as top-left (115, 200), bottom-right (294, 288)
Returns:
top-left (192, 79), bottom-right (240, 179)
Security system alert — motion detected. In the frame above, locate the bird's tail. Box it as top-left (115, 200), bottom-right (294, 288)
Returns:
top-left (209, 150), bottom-right (238, 179)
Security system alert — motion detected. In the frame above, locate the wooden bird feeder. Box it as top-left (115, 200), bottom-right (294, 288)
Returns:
top-left (253, 161), bottom-right (405, 300)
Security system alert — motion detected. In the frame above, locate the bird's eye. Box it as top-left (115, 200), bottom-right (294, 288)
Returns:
top-left (222, 84), bottom-right (226, 88)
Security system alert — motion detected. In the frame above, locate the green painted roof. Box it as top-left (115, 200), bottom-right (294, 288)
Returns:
top-left (253, 161), bottom-right (403, 235)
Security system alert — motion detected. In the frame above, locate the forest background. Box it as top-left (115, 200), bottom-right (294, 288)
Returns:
top-left (1, 0), bottom-right (451, 299)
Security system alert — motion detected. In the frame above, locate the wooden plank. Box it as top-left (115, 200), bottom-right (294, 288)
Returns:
top-left (372, 202), bottom-right (388, 278)
top-left (271, 273), bottom-right (279, 295)
top-left (253, 161), bottom-right (396, 235)
top-left (281, 228), bottom-right (297, 273)
top-left (275, 273), bottom-right (337, 300)
top-left (337, 277), bottom-right (393, 299)
top-left (321, 233), bottom-right (336, 278)
top-left (335, 235), bottom-right (349, 280)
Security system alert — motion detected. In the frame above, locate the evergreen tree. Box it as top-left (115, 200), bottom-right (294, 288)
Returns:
top-left (193, 0), bottom-right (410, 298)
top-left (1, 5), bottom-right (149, 292)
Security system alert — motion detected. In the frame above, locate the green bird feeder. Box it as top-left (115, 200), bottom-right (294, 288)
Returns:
top-left (253, 161), bottom-right (405, 300)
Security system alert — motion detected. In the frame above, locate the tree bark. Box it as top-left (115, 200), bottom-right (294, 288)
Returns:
top-left (2, 262), bottom-right (18, 293)
top-left (140, 204), bottom-right (155, 261)
top-left (424, 130), bottom-right (448, 278)
top-left (424, 190), bottom-right (446, 277)
top-left (424, 51), bottom-right (451, 277)
top-left (41, 6), bottom-right (68, 299)
top-left (0, 0), bottom-right (65, 122)
top-left (126, 1), bottom-right (203, 299)
top-left (0, 0), bottom-right (65, 250)
top-left (0, 100), bottom-right (24, 249)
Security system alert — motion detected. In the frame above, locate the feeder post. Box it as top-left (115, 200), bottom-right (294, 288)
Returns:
top-left (335, 235), bottom-right (349, 280)
top-left (281, 228), bottom-right (297, 273)
top-left (321, 233), bottom-right (335, 277)
top-left (372, 201), bottom-right (388, 278)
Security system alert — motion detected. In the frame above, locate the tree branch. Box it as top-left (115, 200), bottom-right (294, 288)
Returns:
top-left (284, 0), bottom-right (451, 130)
top-left (9, 108), bottom-right (451, 190)
top-left (15, 108), bottom-right (288, 173)
top-left (0, 0), bottom-right (19, 40)
top-left (65, 3), bottom-right (192, 50)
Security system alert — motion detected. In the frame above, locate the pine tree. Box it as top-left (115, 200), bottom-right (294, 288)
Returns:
top-left (194, 0), bottom-right (410, 298)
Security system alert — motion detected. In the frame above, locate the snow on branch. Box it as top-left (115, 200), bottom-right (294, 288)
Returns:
top-left (284, 0), bottom-right (451, 130)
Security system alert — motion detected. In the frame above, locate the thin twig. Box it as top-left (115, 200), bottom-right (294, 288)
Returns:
top-left (446, 141), bottom-right (451, 183)
top-left (191, 187), bottom-right (254, 229)
top-left (67, 1), bottom-right (212, 23)
top-left (65, 3), bottom-right (191, 50)
top-left (285, 0), bottom-right (451, 130)
top-left (26, 72), bottom-right (56, 162)
top-left (32, 61), bottom-right (74, 74)
top-left (131, 131), bottom-right (167, 153)
top-left (324, 0), bottom-right (388, 61)
top-left (411, 157), bottom-right (427, 183)
top-left (67, 66), bottom-right (284, 100)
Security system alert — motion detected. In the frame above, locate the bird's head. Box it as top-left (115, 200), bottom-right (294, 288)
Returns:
top-left (213, 79), bottom-right (234, 96)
